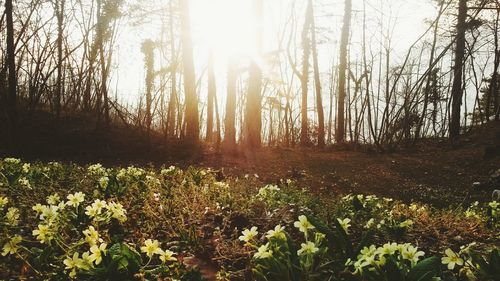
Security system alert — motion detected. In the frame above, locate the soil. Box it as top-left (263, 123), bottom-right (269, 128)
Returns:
top-left (2, 111), bottom-right (499, 207)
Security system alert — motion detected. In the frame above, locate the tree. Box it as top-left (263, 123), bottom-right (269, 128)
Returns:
top-left (449, 0), bottom-right (468, 139)
top-left (179, 0), bottom-right (199, 142)
top-left (54, 0), bottom-right (66, 119)
top-left (309, 0), bottom-right (325, 147)
top-left (336, 0), bottom-right (352, 143)
top-left (142, 39), bottom-right (155, 135)
top-left (224, 58), bottom-right (237, 149)
top-left (5, 0), bottom-right (17, 125)
top-left (206, 51), bottom-right (216, 141)
top-left (245, 0), bottom-right (263, 148)
top-left (166, 0), bottom-right (178, 139)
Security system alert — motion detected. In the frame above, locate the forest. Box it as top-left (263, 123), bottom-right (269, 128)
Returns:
top-left (0, 0), bottom-right (499, 280)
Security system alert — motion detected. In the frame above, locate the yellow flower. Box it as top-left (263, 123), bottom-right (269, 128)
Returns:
top-left (6, 207), bottom-right (20, 225)
top-left (266, 225), bottom-right (286, 240)
top-left (239, 226), bottom-right (258, 243)
top-left (63, 252), bottom-right (86, 278)
top-left (106, 201), bottom-right (127, 222)
top-left (294, 215), bottom-right (315, 234)
top-left (32, 203), bottom-right (46, 214)
top-left (0, 196), bottom-right (9, 208)
top-left (337, 218), bottom-right (351, 233)
top-left (364, 218), bottom-right (375, 229)
top-left (99, 176), bottom-right (109, 189)
top-left (85, 205), bottom-right (99, 218)
top-left (358, 245), bottom-right (377, 260)
top-left (80, 251), bottom-right (93, 269)
top-left (400, 219), bottom-right (414, 228)
top-left (376, 242), bottom-right (398, 256)
top-left (140, 239), bottom-right (162, 258)
top-left (297, 241), bottom-right (319, 256)
top-left (159, 249), bottom-right (177, 263)
top-left (489, 201), bottom-right (499, 209)
top-left (442, 248), bottom-right (464, 270)
top-left (47, 194), bottom-right (60, 205)
top-left (66, 192), bottom-right (85, 208)
top-left (2, 235), bottom-right (22, 256)
top-left (254, 243), bottom-right (273, 259)
top-left (85, 199), bottom-right (107, 219)
top-left (83, 226), bottom-right (101, 246)
top-left (32, 224), bottom-right (52, 243)
top-left (89, 243), bottom-right (107, 265)
top-left (402, 245), bottom-right (425, 265)
top-left (18, 177), bottom-right (31, 189)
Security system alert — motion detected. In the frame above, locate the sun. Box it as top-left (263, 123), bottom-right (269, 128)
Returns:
top-left (190, 0), bottom-right (258, 63)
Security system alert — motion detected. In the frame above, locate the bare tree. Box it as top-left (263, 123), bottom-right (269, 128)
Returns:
top-left (450, 0), bottom-right (468, 139)
top-left (179, 0), bottom-right (199, 142)
top-left (336, 0), bottom-right (352, 143)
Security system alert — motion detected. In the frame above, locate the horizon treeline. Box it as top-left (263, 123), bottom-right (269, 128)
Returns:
top-left (0, 0), bottom-right (499, 150)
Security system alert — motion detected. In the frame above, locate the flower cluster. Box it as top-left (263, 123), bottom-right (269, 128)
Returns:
top-left (140, 239), bottom-right (177, 263)
top-left (347, 242), bottom-right (425, 275)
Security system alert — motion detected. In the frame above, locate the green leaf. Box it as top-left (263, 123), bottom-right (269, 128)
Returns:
top-left (407, 256), bottom-right (440, 281)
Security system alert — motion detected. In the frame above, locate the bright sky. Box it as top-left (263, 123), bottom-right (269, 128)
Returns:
top-left (113, 0), bottom-right (439, 106)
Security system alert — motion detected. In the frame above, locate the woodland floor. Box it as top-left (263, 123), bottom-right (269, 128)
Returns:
top-left (1, 111), bottom-right (499, 208)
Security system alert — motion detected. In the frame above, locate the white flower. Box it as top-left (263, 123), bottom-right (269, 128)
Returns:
top-left (254, 243), bottom-right (273, 259)
top-left (297, 241), bottom-right (319, 256)
top-left (66, 192), bottom-right (85, 208)
top-left (441, 248), bottom-right (464, 270)
top-left (239, 227), bottom-right (258, 243)
top-left (294, 215), bottom-right (315, 234)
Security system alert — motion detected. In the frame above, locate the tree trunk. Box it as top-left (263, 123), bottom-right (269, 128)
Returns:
top-left (179, 0), bottom-right (199, 143)
top-left (6, 0), bottom-right (17, 125)
top-left (309, 0), bottom-right (324, 147)
top-left (300, 1), bottom-right (312, 146)
top-left (55, 0), bottom-right (65, 119)
top-left (491, 9), bottom-right (499, 120)
top-left (166, 1), bottom-right (177, 139)
top-left (336, 0), bottom-right (352, 143)
top-left (245, 0), bottom-right (263, 148)
top-left (206, 51), bottom-right (216, 141)
top-left (224, 58), bottom-right (237, 149)
top-left (142, 39), bottom-right (155, 134)
top-left (449, 0), bottom-right (467, 139)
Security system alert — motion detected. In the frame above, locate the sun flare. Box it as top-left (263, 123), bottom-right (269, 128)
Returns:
top-left (190, 0), bottom-right (258, 64)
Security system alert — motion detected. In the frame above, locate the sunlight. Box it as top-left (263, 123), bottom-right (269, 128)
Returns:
top-left (190, 0), bottom-right (258, 63)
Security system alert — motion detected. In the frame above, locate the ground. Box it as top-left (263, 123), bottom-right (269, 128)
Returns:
top-left (2, 111), bottom-right (499, 207)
